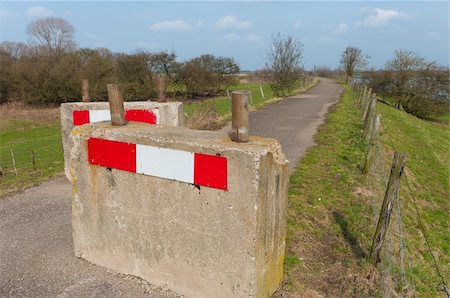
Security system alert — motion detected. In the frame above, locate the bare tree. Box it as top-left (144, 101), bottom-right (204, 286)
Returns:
top-left (382, 49), bottom-right (447, 117)
top-left (385, 49), bottom-right (427, 100)
top-left (385, 49), bottom-right (426, 72)
top-left (266, 33), bottom-right (304, 96)
top-left (340, 46), bottom-right (369, 84)
top-left (26, 17), bottom-right (76, 54)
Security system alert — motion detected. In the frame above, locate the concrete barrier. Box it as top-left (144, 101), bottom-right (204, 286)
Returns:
top-left (69, 122), bottom-right (289, 297)
top-left (61, 101), bottom-right (185, 179)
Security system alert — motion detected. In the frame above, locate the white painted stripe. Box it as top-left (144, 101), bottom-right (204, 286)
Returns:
top-left (154, 109), bottom-right (161, 124)
top-left (136, 145), bottom-right (194, 183)
top-left (89, 110), bottom-right (111, 123)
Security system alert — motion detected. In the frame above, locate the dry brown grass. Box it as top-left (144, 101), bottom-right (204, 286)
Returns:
top-left (186, 102), bottom-right (222, 130)
top-left (0, 102), bottom-right (60, 130)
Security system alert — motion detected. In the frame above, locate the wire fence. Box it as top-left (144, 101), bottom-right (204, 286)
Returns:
top-left (352, 82), bottom-right (448, 297)
top-left (0, 125), bottom-right (63, 195)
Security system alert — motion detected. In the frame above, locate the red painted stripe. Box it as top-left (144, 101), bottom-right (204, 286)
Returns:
top-left (194, 153), bottom-right (228, 190)
top-left (125, 109), bottom-right (157, 124)
top-left (73, 110), bottom-right (90, 125)
top-left (88, 138), bottom-right (136, 173)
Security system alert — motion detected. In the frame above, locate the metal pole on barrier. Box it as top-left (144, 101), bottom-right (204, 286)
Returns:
top-left (107, 84), bottom-right (127, 126)
top-left (230, 91), bottom-right (249, 143)
top-left (156, 76), bottom-right (166, 102)
top-left (82, 79), bottom-right (90, 102)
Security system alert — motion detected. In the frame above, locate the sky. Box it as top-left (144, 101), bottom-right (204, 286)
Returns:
top-left (0, 1), bottom-right (448, 70)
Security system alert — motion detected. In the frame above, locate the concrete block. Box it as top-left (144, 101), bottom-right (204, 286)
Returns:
top-left (69, 123), bottom-right (289, 297)
top-left (61, 101), bottom-right (185, 179)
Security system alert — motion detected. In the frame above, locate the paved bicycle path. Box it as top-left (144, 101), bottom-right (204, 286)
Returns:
top-left (0, 78), bottom-right (342, 297)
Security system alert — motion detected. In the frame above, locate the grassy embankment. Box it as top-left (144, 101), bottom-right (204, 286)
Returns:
top-left (0, 80), bottom-right (317, 197)
top-left (280, 86), bottom-right (449, 297)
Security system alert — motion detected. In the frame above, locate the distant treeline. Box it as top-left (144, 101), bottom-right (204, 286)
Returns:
top-left (0, 42), bottom-right (241, 105)
top-left (316, 49), bottom-right (449, 120)
top-left (1, 17), bottom-right (311, 106)
top-left (363, 68), bottom-right (449, 119)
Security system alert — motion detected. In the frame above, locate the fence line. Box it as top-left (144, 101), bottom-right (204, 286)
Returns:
top-left (352, 83), bottom-right (417, 297)
top-left (0, 132), bottom-right (63, 178)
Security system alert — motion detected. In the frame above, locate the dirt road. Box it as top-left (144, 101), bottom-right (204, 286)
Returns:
top-left (0, 78), bottom-right (342, 297)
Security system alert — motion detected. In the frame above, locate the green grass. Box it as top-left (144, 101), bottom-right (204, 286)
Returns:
top-left (184, 82), bottom-right (275, 119)
top-left (429, 113), bottom-right (450, 124)
top-left (377, 100), bottom-right (449, 295)
top-left (0, 119), bottom-right (64, 197)
top-left (184, 80), bottom-right (317, 120)
top-left (282, 86), bottom-right (449, 297)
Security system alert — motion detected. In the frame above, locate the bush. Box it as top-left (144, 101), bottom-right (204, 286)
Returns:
top-left (177, 54), bottom-right (239, 96)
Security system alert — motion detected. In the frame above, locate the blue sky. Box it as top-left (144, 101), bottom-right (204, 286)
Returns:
top-left (0, 1), bottom-right (448, 70)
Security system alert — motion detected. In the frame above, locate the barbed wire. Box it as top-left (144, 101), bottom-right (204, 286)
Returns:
top-left (404, 172), bottom-right (449, 298)
top-left (0, 133), bottom-right (63, 177)
top-left (355, 85), bottom-right (418, 297)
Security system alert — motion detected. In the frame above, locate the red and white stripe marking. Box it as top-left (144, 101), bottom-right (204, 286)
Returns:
top-left (88, 138), bottom-right (228, 190)
top-left (73, 109), bottom-right (159, 126)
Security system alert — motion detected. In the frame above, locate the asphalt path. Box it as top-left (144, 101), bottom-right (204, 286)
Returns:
top-left (250, 78), bottom-right (342, 170)
top-left (0, 78), bottom-right (342, 297)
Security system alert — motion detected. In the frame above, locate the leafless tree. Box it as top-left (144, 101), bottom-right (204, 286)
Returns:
top-left (26, 17), bottom-right (76, 54)
top-left (384, 50), bottom-right (428, 99)
top-left (340, 46), bottom-right (369, 84)
top-left (385, 49), bottom-right (427, 72)
top-left (266, 33), bottom-right (304, 96)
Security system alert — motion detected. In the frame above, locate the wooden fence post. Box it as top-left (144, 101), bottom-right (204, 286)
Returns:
top-left (107, 84), bottom-right (127, 126)
top-left (82, 79), bottom-right (90, 102)
top-left (364, 94), bottom-right (377, 135)
top-left (259, 83), bottom-right (265, 100)
top-left (363, 114), bottom-right (381, 174)
top-left (358, 86), bottom-right (367, 107)
top-left (369, 152), bottom-right (407, 265)
top-left (10, 148), bottom-right (18, 176)
top-left (362, 91), bottom-right (374, 121)
top-left (31, 150), bottom-right (36, 171)
top-left (230, 91), bottom-right (249, 143)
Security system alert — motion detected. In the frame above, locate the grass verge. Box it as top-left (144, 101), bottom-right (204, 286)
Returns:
top-left (0, 118), bottom-right (63, 198)
top-left (278, 86), bottom-right (449, 297)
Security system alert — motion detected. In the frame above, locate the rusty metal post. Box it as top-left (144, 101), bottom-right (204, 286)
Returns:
top-left (230, 91), bottom-right (249, 143)
top-left (81, 79), bottom-right (90, 102)
top-left (107, 84), bottom-right (127, 126)
top-left (156, 76), bottom-right (166, 102)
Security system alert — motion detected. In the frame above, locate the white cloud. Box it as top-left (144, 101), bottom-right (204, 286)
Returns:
top-left (358, 8), bottom-right (409, 28)
top-left (222, 32), bottom-right (261, 42)
top-left (196, 21), bottom-right (206, 28)
top-left (332, 23), bottom-right (349, 34)
top-left (215, 15), bottom-right (252, 30)
top-left (294, 21), bottom-right (303, 29)
top-left (26, 6), bottom-right (53, 17)
top-left (149, 20), bottom-right (192, 32)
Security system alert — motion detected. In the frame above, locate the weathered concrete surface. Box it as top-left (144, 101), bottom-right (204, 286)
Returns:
top-left (69, 122), bottom-right (289, 297)
top-left (0, 177), bottom-right (181, 298)
top-left (61, 101), bottom-right (185, 179)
